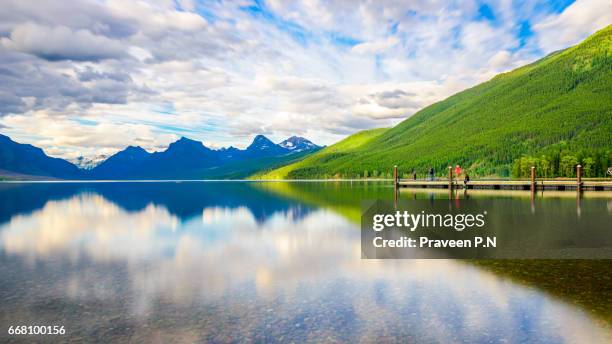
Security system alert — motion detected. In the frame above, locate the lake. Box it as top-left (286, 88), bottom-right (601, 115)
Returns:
top-left (0, 181), bottom-right (610, 343)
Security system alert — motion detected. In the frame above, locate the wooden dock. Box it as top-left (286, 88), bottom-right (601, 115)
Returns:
top-left (397, 179), bottom-right (612, 191)
top-left (393, 165), bottom-right (612, 191)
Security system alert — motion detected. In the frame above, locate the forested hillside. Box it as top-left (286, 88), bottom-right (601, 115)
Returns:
top-left (252, 128), bottom-right (388, 179)
top-left (257, 25), bottom-right (612, 179)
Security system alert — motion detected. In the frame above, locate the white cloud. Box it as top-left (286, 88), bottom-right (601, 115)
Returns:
top-left (0, 0), bottom-right (609, 159)
top-left (352, 37), bottom-right (398, 54)
top-left (106, 0), bottom-right (208, 36)
top-left (533, 0), bottom-right (612, 53)
top-left (1, 22), bottom-right (127, 61)
top-left (0, 112), bottom-right (178, 159)
top-left (488, 50), bottom-right (513, 69)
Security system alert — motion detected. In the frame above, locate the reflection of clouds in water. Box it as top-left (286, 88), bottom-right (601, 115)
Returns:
top-left (202, 206), bottom-right (254, 227)
top-left (1, 193), bottom-right (179, 262)
top-left (0, 193), bottom-right (610, 342)
top-left (127, 209), bottom-right (358, 309)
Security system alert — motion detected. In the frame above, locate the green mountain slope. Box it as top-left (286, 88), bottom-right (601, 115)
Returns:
top-left (198, 149), bottom-right (318, 179)
top-left (257, 25), bottom-right (612, 179)
top-left (251, 128), bottom-right (388, 179)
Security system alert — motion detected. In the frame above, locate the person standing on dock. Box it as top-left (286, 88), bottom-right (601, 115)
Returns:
top-left (429, 167), bottom-right (434, 181)
top-left (464, 173), bottom-right (470, 186)
top-left (454, 165), bottom-right (461, 185)
top-left (412, 169), bottom-right (417, 180)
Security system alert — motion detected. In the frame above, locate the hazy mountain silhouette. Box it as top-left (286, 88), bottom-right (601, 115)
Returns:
top-left (0, 134), bottom-right (321, 180)
top-left (0, 134), bottom-right (83, 179)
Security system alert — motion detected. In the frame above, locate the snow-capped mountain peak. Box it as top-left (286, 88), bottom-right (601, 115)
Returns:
top-left (279, 136), bottom-right (320, 152)
top-left (70, 155), bottom-right (108, 170)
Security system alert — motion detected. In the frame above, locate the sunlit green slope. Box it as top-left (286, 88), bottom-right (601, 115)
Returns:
top-left (257, 25), bottom-right (612, 179)
top-left (252, 128), bottom-right (388, 179)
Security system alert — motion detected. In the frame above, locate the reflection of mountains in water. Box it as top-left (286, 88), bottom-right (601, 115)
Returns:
top-left (0, 182), bottom-right (315, 225)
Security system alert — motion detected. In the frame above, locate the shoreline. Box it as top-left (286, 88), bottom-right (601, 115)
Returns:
top-left (0, 178), bottom-right (393, 183)
top-left (1, 177), bottom-right (610, 182)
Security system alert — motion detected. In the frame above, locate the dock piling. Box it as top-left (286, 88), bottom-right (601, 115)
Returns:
top-left (530, 166), bottom-right (536, 193)
top-left (393, 165), bottom-right (398, 207)
top-left (448, 166), bottom-right (453, 190)
top-left (393, 165), bottom-right (398, 185)
top-left (576, 164), bottom-right (582, 191)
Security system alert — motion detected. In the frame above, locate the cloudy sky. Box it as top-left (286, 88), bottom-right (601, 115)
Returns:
top-left (0, 0), bottom-right (610, 160)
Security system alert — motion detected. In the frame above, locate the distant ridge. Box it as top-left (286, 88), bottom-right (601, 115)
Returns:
top-left (70, 154), bottom-right (108, 170)
top-left (0, 134), bottom-right (321, 180)
top-left (0, 134), bottom-right (83, 179)
top-left (90, 146), bottom-right (151, 179)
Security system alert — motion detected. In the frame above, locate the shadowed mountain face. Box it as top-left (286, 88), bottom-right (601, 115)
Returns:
top-left (0, 134), bottom-right (83, 179)
top-left (0, 135), bottom-right (321, 180)
top-left (246, 135), bottom-right (290, 157)
top-left (90, 146), bottom-right (151, 179)
top-left (91, 135), bottom-right (321, 179)
top-left (121, 137), bottom-right (222, 179)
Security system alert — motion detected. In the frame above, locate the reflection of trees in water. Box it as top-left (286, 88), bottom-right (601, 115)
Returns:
top-left (472, 260), bottom-right (612, 325)
top-left (258, 183), bottom-right (612, 325)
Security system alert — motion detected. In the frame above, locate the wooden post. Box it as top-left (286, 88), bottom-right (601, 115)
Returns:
top-left (530, 188), bottom-right (535, 213)
top-left (448, 166), bottom-right (453, 190)
top-left (530, 166), bottom-right (536, 193)
top-left (576, 164), bottom-right (582, 191)
top-left (393, 165), bottom-right (398, 208)
top-left (393, 165), bottom-right (398, 185)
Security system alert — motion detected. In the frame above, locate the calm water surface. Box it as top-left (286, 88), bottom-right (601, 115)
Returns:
top-left (0, 181), bottom-right (610, 343)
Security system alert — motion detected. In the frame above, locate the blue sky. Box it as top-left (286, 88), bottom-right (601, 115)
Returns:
top-left (0, 0), bottom-right (610, 160)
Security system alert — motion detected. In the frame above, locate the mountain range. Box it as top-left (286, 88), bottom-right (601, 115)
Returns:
top-left (0, 134), bottom-right (321, 180)
top-left (256, 25), bottom-right (612, 179)
top-left (0, 134), bottom-right (83, 180)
